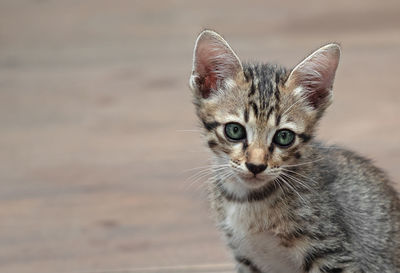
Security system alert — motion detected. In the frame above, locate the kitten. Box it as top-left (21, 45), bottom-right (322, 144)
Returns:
top-left (189, 30), bottom-right (400, 273)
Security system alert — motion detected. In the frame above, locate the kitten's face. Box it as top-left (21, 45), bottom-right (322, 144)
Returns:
top-left (195, 67), bottom-right (313, 190)
top-left (190, 30), bottom-right (340, 197)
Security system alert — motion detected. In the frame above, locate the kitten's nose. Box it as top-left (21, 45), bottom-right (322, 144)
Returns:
top-left (245, 163), bottom-right (267, 175)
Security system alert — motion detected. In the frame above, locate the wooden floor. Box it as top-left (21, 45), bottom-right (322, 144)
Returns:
top-left (0, 1), bottom-right (399, 272)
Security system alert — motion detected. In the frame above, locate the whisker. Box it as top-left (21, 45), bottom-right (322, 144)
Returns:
top-left (279, 171), bottom-right (316, 194)
top-left (176, 129), bottom-right (201, 132)
top-left (277, 176), bottom-right (307, 204)
top-left (187, 170), bottom-right (227, 191)
top-left (215, 170), bottom-right (235, 182)
top-left (183, 165), bottom-right (232, 191)
top-left (308, 144), bottom-right (341, 150)
top-left (182, 164), bottom-right (230, 173)
top-left (280, 168), bottom-right (319, 186)
top-left (273, 178), bottom-right (288, 205)
top-left (186, 167), bottom-right (229, 186)
top-left (186, 169), bottom-right (212, 182)
top-left (186, 165), bottom-right (230, 178)
top-left (280, 157), bottom-right (325, 168)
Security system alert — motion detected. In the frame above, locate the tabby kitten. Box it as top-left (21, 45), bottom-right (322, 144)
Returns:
top-left (189, 30), bottom-right (400, 273)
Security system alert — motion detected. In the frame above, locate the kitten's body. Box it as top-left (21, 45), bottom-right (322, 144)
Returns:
top-left (189, 31), bottom-right (400, 273)
top-left (212, 141), bottom-right (400, 273)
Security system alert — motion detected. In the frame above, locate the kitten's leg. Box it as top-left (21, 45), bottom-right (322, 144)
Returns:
top-left (300, 241), bottom-right (364, 273)
top-left (235, 256), bottom-right (263, 273)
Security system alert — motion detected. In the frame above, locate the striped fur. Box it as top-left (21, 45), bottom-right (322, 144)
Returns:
top-left (189, 30), bottom-right (400, 273)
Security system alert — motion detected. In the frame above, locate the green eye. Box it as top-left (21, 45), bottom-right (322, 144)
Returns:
top-left (273, 129), bottom-right (295, 147)
top-left (225, 123), bottom-right (246, 141)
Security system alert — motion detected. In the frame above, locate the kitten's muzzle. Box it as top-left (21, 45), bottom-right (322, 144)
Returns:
top-left (245, 163), bottom-right (267, 175)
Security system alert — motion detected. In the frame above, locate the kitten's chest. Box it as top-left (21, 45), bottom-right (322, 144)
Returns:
top-left (223, 202), bottom-right (303, 273)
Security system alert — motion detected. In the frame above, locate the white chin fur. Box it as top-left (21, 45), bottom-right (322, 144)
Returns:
top-left (221, 173), bottom-right (277, 198)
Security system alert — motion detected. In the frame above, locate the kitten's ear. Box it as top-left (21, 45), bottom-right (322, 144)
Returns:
top-left (190, 30), bottom-right (244, 99)
top-left (285, 44), bottom-right (341, 111)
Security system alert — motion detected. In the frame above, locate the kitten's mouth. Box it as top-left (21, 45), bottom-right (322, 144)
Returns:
top-left (237, 173), bottom-right (272, 187)
top-left (236, 171), bottom-right (279, 189)
top-left (247, 175), bottom-right (264, 181)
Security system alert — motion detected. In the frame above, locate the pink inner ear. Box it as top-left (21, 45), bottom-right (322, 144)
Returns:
top-left (306, 86), bottom-right (329, 108)
top-left (193, 31), bottom-right (242, 98)
top-left (196, 68), bottom-right (217, 98)
top-left (194, 45), bottom-right (220, 98)
top-left (289, 45), bottom-right (340, 109)
top-left (300, 64), bottom-right (333, 108)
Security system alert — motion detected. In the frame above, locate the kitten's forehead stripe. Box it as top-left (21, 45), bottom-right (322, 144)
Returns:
top-left (249, 80), bottom-right (256, 97)
top-left (274, 87), bottom-right (281, 103)
top-left (250, 102), bottom-right (259, 117)
top-left (275, 114), bottom-right (281, 126)
top-left (243, 63), bottom-right (288, 123)
top-left (244, 108), bottom-right (249, 123)
top-left (266, 107), bottom-right (273, 122)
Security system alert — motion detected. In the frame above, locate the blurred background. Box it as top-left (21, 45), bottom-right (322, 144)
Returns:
top-left (0, 1), bottom-right (399, 272)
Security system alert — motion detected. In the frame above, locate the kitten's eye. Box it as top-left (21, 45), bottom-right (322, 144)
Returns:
top-left (273, 129), bottom-right (295, 147)
top-left (224, 123), bottom-right (246, 141)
